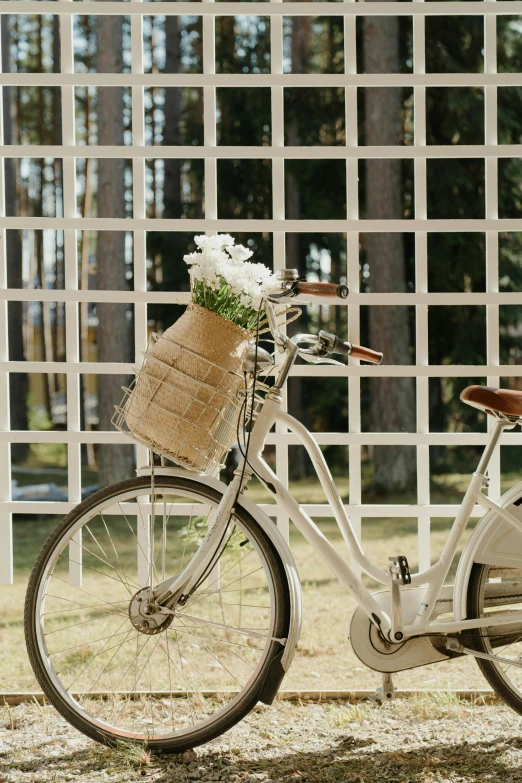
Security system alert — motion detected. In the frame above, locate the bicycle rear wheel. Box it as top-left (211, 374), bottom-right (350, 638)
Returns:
top-left (25, 475), bottom-right (290, 752)
top-left (467, 562), bottom-right (522, 714)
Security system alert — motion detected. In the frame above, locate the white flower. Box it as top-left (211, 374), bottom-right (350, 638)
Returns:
top-left (263, 273), bottom-right (280, 296)
top-left (183, 251), bottom-right (201, 266)
top-left (185, 234), bottom-right (279, 324)
top-left (226, 245), bottom-right (253, 264)
top-left (193, 235), bottom-right (210, 250)
top-left (205, 234), bottom-right (235, 251)
top-left (189, 265), bottom-right (203, 282)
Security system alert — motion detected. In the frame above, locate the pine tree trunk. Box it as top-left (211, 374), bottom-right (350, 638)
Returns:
top-left (163, 17), bottom-right (182, 219)
top-left (2, 16), bottom-right (29, 460)
top-left (37, 16), bottom-right (55, 421)
top-left (96, 5), bottom-right (134, 485)
top-left (363, 6), bottom-right (416, 494)
top-left (284, 16), bottom-right (311, 481)
top-left (80, 152), bottom-right (96, 469)
top-left (53, 14), bottom-right (66, 390)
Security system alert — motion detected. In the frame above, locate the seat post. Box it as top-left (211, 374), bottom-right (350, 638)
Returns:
top-left (476, 419), bottom-right (508, 477)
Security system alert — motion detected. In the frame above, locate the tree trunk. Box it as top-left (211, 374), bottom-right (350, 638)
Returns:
top-left (96, 5), bottom-right (134, 485)
top-left (157, 15), bottom-right (188, 304)
top-left (363, 6), bottom-right (416, 494)
top-left (163, 16), bottom-right (182, 219)
top-left (284, 15), bottom-right (311, 481)
top-left (80, 153), bottom-right (96, 469)
top-left (2, 16), bottom-right (29, 460)
top-left (53, 14), bottom-right (66, 390)
top-left (39, 17), bottom-right (56, 420)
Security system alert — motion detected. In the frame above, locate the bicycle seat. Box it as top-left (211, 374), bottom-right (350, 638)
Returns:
top-left (460, 385), bottom-right (522, 418)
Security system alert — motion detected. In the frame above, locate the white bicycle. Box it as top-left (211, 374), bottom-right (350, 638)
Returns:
top-left (25, 271), bottom-right (522, 751)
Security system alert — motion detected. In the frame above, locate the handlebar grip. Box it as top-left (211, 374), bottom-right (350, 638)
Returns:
top-left (297, 281), bottom-right (349, 299)
top-left (350, 344), bottom-right (383, 365)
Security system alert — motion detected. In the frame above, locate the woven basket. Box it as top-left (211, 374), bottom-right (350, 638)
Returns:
top-left (123, 303), bottom-right (251, 472)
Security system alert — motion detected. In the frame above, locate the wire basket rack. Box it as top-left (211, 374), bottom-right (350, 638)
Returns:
top-left (112, 334), bottom-right (245, 474)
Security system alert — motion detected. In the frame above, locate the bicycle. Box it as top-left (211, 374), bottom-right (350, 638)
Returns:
top-left (24, 269), bottom-right (522, 752)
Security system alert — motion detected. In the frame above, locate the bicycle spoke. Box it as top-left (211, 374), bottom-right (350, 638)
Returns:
top-left (136, 498), bottom-right (160, 587)
top-left (169, 622), bottom-right (264, 652)
top-left (74, 532), bottom-right (139, 594)
top-left (109, 631), bottom-right (151, 697)
top-left (172, 620), bottom-right (257, 670)
top-left (51, 628), bottom-right (133, 657)
top-left (185, 565), bottom-right (264, 610)
top-left (167, 626), bottom-right (216, 691)
top-left (157, 639), bottom-right (203, 727)
top-left (52, 573), bottom-right (130, 615)
top-left (99, 512), bottom-right (138, 597)
top-left (43, 595), bottom-right (129, 615)
top-left (178, 611), bottom-right (277, 642)
top-left (44, 611), bottom-right (126, 636)
top-left (86, 627), bottom-right (137, 696)
top-left (119, 501), bottom-right (158, 585)
top-left (165, 625), bottom-right (175, 726)
top-left (174, 616), bottom-right (243, 688)
top-left (58, 553), bottom-right (139, 592)
top-left (59, 616), bottom-right (130, 682)
top-left (172, 630), bottom-right (196, 726)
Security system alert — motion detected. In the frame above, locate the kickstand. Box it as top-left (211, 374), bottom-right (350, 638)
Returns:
top-left (369, 673), bottom-right (395, 705)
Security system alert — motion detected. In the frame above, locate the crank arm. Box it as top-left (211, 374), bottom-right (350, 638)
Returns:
top-left (157, 605), bottom-right (287, 645)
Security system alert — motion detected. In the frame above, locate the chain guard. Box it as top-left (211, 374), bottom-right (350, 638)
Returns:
top-left (348, 589), bottom-right (449, 673)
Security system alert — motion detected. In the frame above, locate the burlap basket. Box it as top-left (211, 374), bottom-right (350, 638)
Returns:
top-left (117, 303), bottom-right (251, 473)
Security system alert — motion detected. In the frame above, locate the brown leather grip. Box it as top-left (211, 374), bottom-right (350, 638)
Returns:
top-left (350, 344), bottom-right (383, 365)
top-left (297, 281), bottom-right (349, 298)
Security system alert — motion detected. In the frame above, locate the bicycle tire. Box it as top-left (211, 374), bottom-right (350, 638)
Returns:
top-left (467, 561), bottom-right (522, 716)
top-left (25, 475), bottom-right (291, 752)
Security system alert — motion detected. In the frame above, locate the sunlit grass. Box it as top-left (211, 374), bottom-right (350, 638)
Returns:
top-left (0, 475), bottom-right (502, 694)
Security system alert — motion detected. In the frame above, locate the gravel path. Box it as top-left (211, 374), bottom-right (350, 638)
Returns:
top-left (2, 695), bottom-right (522, 782)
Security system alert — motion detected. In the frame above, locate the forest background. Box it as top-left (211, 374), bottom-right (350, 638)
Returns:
top-left (4, 6), bottom-right (522, 510)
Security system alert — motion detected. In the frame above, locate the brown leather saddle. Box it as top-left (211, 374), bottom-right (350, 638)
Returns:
top-left (461, 385), bottom-right (522, 419)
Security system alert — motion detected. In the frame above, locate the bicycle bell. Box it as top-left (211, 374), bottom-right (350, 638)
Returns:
top-left (272, 268), bottom-right (299, 296)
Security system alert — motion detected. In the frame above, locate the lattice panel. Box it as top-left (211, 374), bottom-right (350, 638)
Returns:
top-left (1, 1), bottom-right (522, 583)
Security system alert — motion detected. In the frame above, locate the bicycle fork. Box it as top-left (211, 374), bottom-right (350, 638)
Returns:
top-left (151, 472), bottom-right (244, 607)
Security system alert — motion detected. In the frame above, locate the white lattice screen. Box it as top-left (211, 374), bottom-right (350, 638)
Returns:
top-left (1, 1), bottom-right (522, 585)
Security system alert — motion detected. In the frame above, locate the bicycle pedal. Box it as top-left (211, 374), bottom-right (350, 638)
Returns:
top-left (388, 555), bottom-right (411, 585)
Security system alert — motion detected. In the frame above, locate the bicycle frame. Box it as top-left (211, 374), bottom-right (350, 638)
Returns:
top-left (158, 298), bottom-right (522, 648)
top-left (245, 393), bottom-right (522, 642)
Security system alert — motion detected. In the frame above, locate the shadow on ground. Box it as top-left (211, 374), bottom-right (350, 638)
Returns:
top-left (2, 699), bottom-right (522, 782)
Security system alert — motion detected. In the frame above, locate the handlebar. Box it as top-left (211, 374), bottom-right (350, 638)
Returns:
top-left (267, 272), bottom-right (349, 301)
top-left (296, 281), bottom-right (349, 299)
top-left (348, 343), bottom-right (383, 365)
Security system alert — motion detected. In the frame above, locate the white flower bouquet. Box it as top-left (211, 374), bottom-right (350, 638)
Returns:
top-left (120, 234), bottom-right (276, 473)
top-left (184, 234), bottom-right (278, 331)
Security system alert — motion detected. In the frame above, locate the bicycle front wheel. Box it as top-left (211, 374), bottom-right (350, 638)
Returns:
top-left (25, 475), bottom-right (290, 752)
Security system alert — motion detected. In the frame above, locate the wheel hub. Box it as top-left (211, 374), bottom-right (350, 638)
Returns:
top-left (129, 587), bottom-right (174, 635)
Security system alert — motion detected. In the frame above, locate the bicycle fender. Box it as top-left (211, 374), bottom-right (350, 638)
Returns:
top-left (136, 466), bottom-right (303, 672)
top-left (454, 481), bottom-right (522, 622)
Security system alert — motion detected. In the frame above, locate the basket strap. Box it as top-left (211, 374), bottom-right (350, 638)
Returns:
top-left (258, 306), bottom-right (302, 336)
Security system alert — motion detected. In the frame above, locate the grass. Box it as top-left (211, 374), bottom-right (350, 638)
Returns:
top-left (0, 469), bottom-right (505, 697)
top-left (2, 696), bottom-right (522, 782)
top-left (110, 740), bottom-right (152, 769)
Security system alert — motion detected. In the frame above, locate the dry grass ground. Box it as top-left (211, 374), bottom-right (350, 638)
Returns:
top-left (0, 472), bottom-right (494, 694)
top-left (2, 695), bottom-right (522, 782)
top-left (3, 473), bottom-right (522, 780)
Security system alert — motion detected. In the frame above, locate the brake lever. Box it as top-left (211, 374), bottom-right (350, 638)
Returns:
top-left (298, 350), bottom-right (343, 366)
top-left (315, 358), bottom-right (345, 366)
